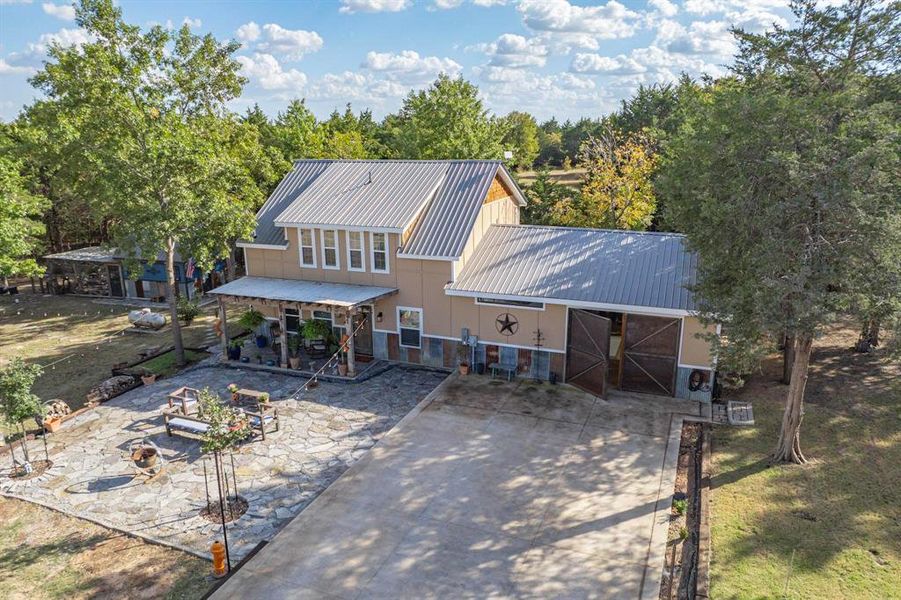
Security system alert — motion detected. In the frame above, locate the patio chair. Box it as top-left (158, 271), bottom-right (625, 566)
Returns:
top-left (167, 386), bottom-right (201, 415)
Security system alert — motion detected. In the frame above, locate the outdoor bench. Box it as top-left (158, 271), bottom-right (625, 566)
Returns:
top-left (489, 362), bottom-right (516, 381)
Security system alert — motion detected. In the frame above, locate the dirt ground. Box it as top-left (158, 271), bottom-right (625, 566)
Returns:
top-left (709, 322), bottom-right (900, 599)
top-left (0, 496), bottom-right (210, 599)
top-left (0, 289), bottom-right (243, 416)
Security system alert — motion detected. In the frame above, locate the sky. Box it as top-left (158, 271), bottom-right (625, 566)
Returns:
top-left (0, 0), bottom-right (796, 123)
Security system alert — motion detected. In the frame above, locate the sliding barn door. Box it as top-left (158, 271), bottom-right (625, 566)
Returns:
top-left (566, 309), bottom-right (611, 398)
top-left (621, 315), bottom-right (680, 396)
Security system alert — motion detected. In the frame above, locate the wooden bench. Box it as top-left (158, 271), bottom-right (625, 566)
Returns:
top-left (163, 403), bottom-right (279, 441)
top-left (489, 363), bottom-right (516, 381)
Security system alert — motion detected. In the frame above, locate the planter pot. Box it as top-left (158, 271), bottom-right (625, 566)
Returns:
top-left (255, 335), bottom-right (268, 348)
top-left (131, 447), bottom-right (158, 469)
top-left (141, 374), bottom-right (157, 386)
top-left (43, 417), bottom-right (62, 433)
top-left (288, 356), bottom-right (301, 369)
top-left (227, 346), bottom-right (242, 361)
top-left (459, 363), bottom-right (470, 376)
top-left (337, 363), bottom-right (348, 377)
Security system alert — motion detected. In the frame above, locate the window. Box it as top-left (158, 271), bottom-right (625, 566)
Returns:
top-left (284, 308), bottom-right (300, 335)
top-left (299, 228), bottom-right (316, 267)
top-left (371, 232), bottom-right (389, 273)
top-left (476, 297), bottom-right (545, 310)
top-left (398, 307), bottom-right (422, 349)
top-left (321, 229), bottom-right (339, 269)
top-left (347, 231), bottom-right (365, 271)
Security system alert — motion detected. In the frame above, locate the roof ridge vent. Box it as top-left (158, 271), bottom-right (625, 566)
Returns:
top-left (366, 171), bottom-right (372, 184)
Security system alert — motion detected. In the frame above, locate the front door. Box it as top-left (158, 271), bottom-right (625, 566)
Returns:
top-left (621, 315), bottom-right (680, 396)
top-left (107, 265), bottom-right (124, 297)
top-left (566, 309), bottom-right (611, 398)
top-left (353, 306), bottom-right (373, 356)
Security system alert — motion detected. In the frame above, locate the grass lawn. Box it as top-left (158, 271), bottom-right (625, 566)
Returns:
top-left (516, 168), bottom-right (585, 191)
top-left (0, 290), bottom-right (245, 414)
top-left (0, 497), bottom-right (210, 599)
top-left (140, 349), bottom-right (209, 378)
top-left (710, 323), bottom-right (900, 599)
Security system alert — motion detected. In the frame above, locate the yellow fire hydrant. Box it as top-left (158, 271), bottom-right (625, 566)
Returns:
top-left (211, 541), bottom-right (227, 578)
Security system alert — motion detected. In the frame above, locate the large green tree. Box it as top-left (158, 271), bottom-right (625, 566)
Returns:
top-left (500, 111), bottom-right (539, 170)
top-left (0, 156), bottom-right (48, 287)
top-left (388, 75), bottom-right (505, 159)
top-left (31, 0), bottom-right (263, 365)
top-left (660, 0), bottom-right (900, 463)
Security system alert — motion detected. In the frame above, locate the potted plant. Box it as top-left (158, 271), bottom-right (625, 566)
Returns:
top-left (141, 372), bottom-right (157, 386)
top-left (227, 383), bottom-right (239, 402)
top-left (226, 340), bottom-right (242, 361)
top-left (131, 445), bottom-right (158, 469)
top-left (287, 335), bottom-right (302, 369)
top-left (337, 358), bottom-right (348, 377)
top-left (457, 343), bottom-right (471, 376)
top-left (259, 392), bottom-right (270, 404)
top-left (177, 297), bottom-right (201, 325)
top-left (238, 308), bottom-right (268, 348)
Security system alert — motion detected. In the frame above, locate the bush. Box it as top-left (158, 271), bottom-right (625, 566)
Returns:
top-left (673, 498), bottom-right (687, 516)
top-left (177, 297), bottom-right (201, 324)
top-left (238, 308), bottom-right (266, 330)
top-left (302, 319), bottom-right (332, 342)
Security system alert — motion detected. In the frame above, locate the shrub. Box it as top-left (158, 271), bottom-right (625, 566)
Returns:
top-left (238, 308), bottom-right (266, 331)
top-left (673, 498), bottom-right (688, 516)
top-left (177, 297), bottom-right (201, 324)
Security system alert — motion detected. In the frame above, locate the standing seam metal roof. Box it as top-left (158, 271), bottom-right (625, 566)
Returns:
top-left (399, 161), bottom-right (503, 258)
top-left (245, 161), bottom-right (333, 246)
top-left (274, 161), bottom-right (448, 230)
top-left (446, 225), bottom-right (699, 312)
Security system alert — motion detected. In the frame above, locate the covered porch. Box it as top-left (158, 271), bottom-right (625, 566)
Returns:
top-left (208, 276), bottom-right (398, 378)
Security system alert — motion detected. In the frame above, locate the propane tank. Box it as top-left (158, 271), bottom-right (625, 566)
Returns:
top-left (211, 540), bottom-right (227, 578)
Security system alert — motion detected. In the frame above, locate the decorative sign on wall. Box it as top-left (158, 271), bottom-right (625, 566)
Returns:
top-left (495, 313), bottom-right (519, 336)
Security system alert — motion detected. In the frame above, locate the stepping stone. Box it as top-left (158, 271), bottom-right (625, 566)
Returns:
top-left (727, 400), bottom-right (755, 425)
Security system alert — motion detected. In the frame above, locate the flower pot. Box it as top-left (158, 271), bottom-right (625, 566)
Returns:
top-left (131, 447), bottom-right (158, 469)
top-left (288, 356), bottom-right (301, 369)
top-left (141, 374), bottom-right (157, 386)
top-left (337, 363), bottom-right (348, 377)
top-left (227, 346), bottom-right (242, 361)
top-left (459, 363), bottom-right (470, 376)
top-left (43, 417), bottom-right (62, 433)
top-left (255, 335), bottom-right (268, 348)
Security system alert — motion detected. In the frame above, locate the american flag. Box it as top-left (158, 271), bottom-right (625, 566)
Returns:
top-left (185, 258), bottom-right (195, 279)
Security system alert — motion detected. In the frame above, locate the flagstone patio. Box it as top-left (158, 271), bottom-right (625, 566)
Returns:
top-left (0, 364), bottom-right (448, 561)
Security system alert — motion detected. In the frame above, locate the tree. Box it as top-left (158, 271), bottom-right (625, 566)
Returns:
top-left (500, 111), bottom-right (539, 170)
top-left (388, 75), bottom-right (505, 159)
top-left (566, 126), bottom-right (657, 230)
top-left (31, 0), bottom-right (263, 366)
top-left (0, 358), bottom-right (44, 469)
top-left (0, 156), bottom-right (48, 287)
top-left (272, 99), bottom-right (325, 161)
top-left (659, 0), bottom-right (900, 463)
top-left (521, 168), bottom-right (571, 225)
top-left (537, 118), bottom-right (564, 166)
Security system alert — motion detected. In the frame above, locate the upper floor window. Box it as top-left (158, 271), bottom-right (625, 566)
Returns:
top-left (299, 228), bottom-right (316, 267)
top-left (321, 229), bottom-right (339, 269)
top-left (371, 232), bottom-right (389, 273)
top-left (347, 231), bottom-right (365, 272)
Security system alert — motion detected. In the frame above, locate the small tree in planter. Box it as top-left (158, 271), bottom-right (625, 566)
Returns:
top-left (301, 319), bottom-right (331, 344)
top-left (238, 308), bottom-right (268, 348)
top-left (287, 335), bottom-right (302, 369)
top-left (0, 358), bottom-right (45, 472)
top-left (456, 343), bottom-right (471, 375)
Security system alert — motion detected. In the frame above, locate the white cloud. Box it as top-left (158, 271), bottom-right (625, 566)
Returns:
top-left (237, 53), bottom-right (307, 90)
top-left (235, 23), bottom-right (323, 61)
top-left (0, 58), bottom-right (36, 75)
top-left (27, 27), bottom-right (92, 54)
top-left (433, 0), bottom-right (463, 8)
top-left (339, 0), bottom-right (411, 14)
top-left (473, 0), bottom-right (508, 5)
top-left (648, 0), bottom-right (678, 18)
top-left (571, 52), bottom-right (647, 75)
top-left (236, 21), bottom-right (261, 42)
top-left (432, 0), bottom-right (507, 8)
top-left (308, 70), bottom-right (407, 102)
top-left (518, 0), bottom-right (640, 39)
top-left (182, 17), bottom-right (202, 29)
top-left (42, 2), bottom-right (75, 20)
top-left (363, 50), bottom-right (462, 83)
top-left (684, 0), bottom-right (788, 16)
top-left (655, 18), bottom-right (735, 56)
top-left (474, 33), bottom-right (548, 68)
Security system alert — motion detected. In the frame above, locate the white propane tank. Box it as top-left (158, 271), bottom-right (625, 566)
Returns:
top-left (128, 308), bottom-right (167, 330)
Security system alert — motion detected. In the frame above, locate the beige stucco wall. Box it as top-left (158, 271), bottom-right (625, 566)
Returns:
top-left (680, 316), bottom-right (715, 367)
top-left (442, 296), bottom-right (567, 352)
top-left (455, 194), bottom-right (520, 272)
top-left (372, 258), bottom-right (453, 334)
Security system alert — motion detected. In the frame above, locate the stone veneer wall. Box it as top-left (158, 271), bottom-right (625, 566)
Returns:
top-left (372, 331), bottom-right (563, 381)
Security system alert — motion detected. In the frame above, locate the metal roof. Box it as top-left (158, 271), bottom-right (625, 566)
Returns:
top-left (43, 246), bottom-right (120, 263)
top-left (244, 161), bottom-right (333, 246)
top-left (446, 225), bottom-right (699, 313)
top-left (208, 276), bottom-right (397, 308)
top-left (274, 161), bottom-right (448, 231)
top-left (400, 161), bottom-right (519, 259)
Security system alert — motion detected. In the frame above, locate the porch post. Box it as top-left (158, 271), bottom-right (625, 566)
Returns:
top-left (346, 309), bottom-right (356, 377)
top-left (218, 296), bottom-right (229, 360)
top-left (278, 301), bottom-right (288, 368)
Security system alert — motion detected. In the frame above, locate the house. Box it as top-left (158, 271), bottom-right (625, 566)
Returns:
top-left (210, 159), bottom-right (717, 402)
top-left (42, 246), bottom-right (219, 301)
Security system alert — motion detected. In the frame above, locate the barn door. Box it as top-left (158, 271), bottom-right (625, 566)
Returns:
top-left (566, 309), bottom-right (611, 398)
top-left (621, 315), bottom-right (680, 396)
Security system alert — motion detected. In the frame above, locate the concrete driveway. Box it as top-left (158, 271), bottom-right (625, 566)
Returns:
top-left (213, 375), bottom-right (695, 599)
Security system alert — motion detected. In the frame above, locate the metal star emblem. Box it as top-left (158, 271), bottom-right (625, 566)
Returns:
top-left (495, 313), bottom-right (518, 336)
